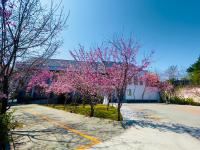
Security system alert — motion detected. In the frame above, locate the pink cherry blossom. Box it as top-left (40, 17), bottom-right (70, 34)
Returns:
top-left (27, 70), bottom-right (53, 92)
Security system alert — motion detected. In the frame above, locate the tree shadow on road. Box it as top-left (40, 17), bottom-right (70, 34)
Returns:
top-left (11, 112), bottom-right (90, 150)
top-left (11, 127), bottom-right (90, 150)
top-left (122, 119), bottom-right (200, 140)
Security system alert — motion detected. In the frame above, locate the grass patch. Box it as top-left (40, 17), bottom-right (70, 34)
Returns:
top-left (45, 104), bottom-right (122, 121)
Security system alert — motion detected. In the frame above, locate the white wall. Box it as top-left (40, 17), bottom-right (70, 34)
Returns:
top-left (125, 84), bottom-right (160, 101)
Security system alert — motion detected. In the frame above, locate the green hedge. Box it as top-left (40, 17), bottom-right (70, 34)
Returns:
top-left (168, 96), bottom-right (200, 106)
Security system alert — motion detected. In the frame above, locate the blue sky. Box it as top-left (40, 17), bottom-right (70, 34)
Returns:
top-left (50, 0), bottom-right (200, 72)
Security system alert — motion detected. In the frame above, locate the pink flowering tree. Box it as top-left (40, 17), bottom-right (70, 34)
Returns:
top-left (27, 70), bottom-right (74, 105)
top-left (140, 72), bottom-right (160, 100)
top-left (27, 70), bottom-right (53, 94)
top-left (158, 81), bottom-right (174, 102)
top-left (69, 46), bottom-right (109, 117)
top-left (70, 37), bottom-right (152, 120)
top-left (139, 72), bottom-right (174, 101)
top-left (95, 37), bottom-right (152, 121)
top-left (47, 72), bottom-right (74, 106)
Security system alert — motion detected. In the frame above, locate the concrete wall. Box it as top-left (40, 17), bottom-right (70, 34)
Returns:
top-left (125, 84), bottom-right (160, 102)
top-left (103, 84), bottom-right (160, 104)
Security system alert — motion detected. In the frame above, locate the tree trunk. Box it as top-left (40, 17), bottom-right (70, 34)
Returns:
top-left (90, 103), bottom-right (94, 117)
top-left (64, 95), bottom-right (68, 110)
top-left (0, 143), bottom-right (6, 150)
top-left (107, 94), bottom-right (111, 111)
top-left (117, 89), bottom-right (125, 121)
top-left (107, 101), bottom-right (110, 110)
top-left (142, 86), bottom-right (146, 100)
top-left (117, 101), bottom-right (121, 121)
top-left (1, 76), bottom-right (9, 114)
top-left (82, 96), bottom-right (86, 108)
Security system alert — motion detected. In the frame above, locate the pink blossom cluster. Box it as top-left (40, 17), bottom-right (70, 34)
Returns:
top-left (159, 81), bottom-right (174, 92)
top-left (0, 7), bottom-right (11, 19)
top-left (47, 72), bottom-right (74, 95)
top-left (140, 73), bottom-right (159, 86)
top-left (27, 70), bottom-right (53, 91)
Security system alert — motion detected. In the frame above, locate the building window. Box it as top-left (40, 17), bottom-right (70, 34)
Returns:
top-left (127, 89), bottom-right (132, 96)
top-left (140, 80), bottom-right (143, 85)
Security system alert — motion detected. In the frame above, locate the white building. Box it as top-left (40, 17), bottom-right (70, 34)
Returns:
top-left (104, 75), bottom-right (160, 104)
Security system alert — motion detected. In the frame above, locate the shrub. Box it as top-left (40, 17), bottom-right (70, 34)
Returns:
top-left (0, 111), bottom-right (17, 147)
top-left (168, 96), bottom-right (200, 106)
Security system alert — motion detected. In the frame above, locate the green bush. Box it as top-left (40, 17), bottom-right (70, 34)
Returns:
top-left (169, 96), bottom-right (200, 106)
top-left (0, 111), bottom-right (16, 145)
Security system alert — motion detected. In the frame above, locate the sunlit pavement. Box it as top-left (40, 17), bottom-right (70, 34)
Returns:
top-left (88, 104), bottom-right (200, 150)
top-left (11, 104), bottom-right (124, 150)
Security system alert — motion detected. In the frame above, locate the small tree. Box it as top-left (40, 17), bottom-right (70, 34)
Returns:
top-left (96, 37), bottom-right (152, 121)
top-left (69, 48), bottom-right (105, 117)
top-left (158, 81), bottom-right (174, 103)
top-left (165, 65), bottom-right (179, 82)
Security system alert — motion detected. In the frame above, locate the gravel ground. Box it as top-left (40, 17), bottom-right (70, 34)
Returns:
top-left (11, 104), bottom-right (124, 150)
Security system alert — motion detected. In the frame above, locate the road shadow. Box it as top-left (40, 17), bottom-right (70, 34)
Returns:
top-left (11, 112), bottom-right (90, 150)
top-left (11, 127), bottom-right (90, 150)
top-left (122, 119), bottom-right (200, 140)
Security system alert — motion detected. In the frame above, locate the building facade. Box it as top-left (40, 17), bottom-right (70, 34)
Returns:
top-left (16, 59), bottom-right (160, 103)
top-left (103, 75), bottom-right (160, 104)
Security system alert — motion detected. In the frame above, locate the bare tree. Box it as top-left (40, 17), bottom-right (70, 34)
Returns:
top-left (0, 0), bottom-right (68, 114)
top-left (165, 65), bottom-right (179, 81)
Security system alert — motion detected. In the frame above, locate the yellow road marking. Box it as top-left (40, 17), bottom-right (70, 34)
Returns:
top-left (23, 109), bottom-right (101, 150)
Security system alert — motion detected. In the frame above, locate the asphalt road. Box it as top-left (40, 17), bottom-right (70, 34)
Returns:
top-left (11, 104), bottom-right (124, 150)
top-left (11, 104), bottom-right (200, 150)
top-left (89, 104), bottom-right (200, 150)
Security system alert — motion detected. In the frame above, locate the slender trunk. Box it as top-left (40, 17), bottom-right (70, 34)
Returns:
top-left (64, 95), bottom-right (67, 110)
top-left (158, 91), bottom-right (162, 103)
top-left (117, 101), bottom-right (121, 121)
top-left (107, 94), bottom-right (111, 111)
top-left (47, 94), bottom-right (50, 105)
top-left (107, 101), bottom-right (110, 110)
top-left (117, 92), bottom-right (123, 121)
top-left (1, 76), bottom-right (9, 114)
top-left (142, 86), bottom-right (146, 100)
top-left (82, 95), bottom-right (86, 108)
top-left (90, 102), bottom-right (94, 117)
top-left (0, 78), bottom-right (9, 150)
